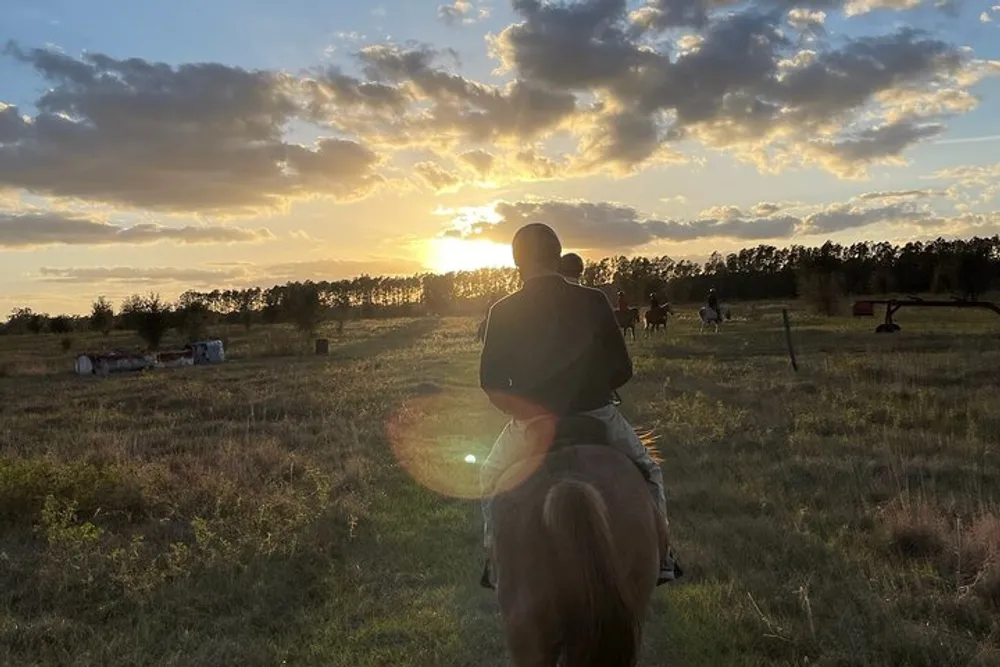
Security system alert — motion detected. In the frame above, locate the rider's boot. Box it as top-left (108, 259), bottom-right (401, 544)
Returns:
top-left (658, 547), bottom-right (682, 585)
top-left (480, 556), bottom-right (496, 590)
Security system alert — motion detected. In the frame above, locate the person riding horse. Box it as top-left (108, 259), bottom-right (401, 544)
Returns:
top-left (478, 223), bottom-right (678, 589)
top-left (616, 290), bottom-right (629, 312)
top-left (707, 287), bottom-right (721, 323)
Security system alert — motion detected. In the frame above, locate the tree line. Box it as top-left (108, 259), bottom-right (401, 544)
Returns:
top-left (3, 236), bottom-right (998, 347)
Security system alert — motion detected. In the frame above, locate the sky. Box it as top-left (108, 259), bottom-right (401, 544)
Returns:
top-left (2, 0), bottom-right (1000, 315)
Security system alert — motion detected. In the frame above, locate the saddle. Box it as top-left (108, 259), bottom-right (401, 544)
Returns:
top-left (548, 413), bottom-right (611, 452)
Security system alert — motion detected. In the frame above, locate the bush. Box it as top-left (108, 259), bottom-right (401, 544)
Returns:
top-left (283, 283), bottom-right (323, 335)
top-left (121, 293), bottom-right (172, 349)
top-left (796, 268), bottom-right (846, 316)
top-left (0, 458), bottom-right (144, 528)
top-left (49, 315), bottom-right (73, 335)
top-left (174, 301), bottom-right (211, 341)
top-left (90, 296), bottom-right (115, 335)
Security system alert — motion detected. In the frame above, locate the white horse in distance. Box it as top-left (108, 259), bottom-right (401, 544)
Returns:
top-left (698, 305), bottom-right (730, 333)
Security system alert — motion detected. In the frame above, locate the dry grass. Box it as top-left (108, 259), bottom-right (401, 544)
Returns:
top-left (1, 304), bottom-right (999, 666)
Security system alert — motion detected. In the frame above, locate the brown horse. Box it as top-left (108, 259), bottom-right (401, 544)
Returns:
top-left (615, 307), bottom-right (640, 340)
top-left (490, 416), bottom-right (666, 667)
top-left (643, 304), bottom-right (673, 337)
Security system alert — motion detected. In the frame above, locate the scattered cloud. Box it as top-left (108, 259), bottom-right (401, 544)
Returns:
top-left (488, 2), bottom-right (994, 178)
top-left (856, 189), bottom-right (946, 200)
top-left (842, 0), bottom-right (924, 18)
top-left (36, 266), bottom-right (246, 285)
top-left (0, 43), bottom-right (385, 214)
top-left (1, 0), bottom-right (999, 219)
top-left (0, 210), bottom-right (274, 249)
top-left (443, 194), bottom-right (955, 252)
top-left (34, 257), bottom-right (426, 287)
top-left (438, 0), bottom-right (490, 26)
top-left (929, 162), bottom-right (1000, 205)
top-left (459, 149), bottom-right (496, 177)
top-left (414, 161), bottom-right (462, 191)
top-left (800, 202), bottom-right (931, 234)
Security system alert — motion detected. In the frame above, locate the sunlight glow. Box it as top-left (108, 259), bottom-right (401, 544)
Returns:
top-left (426, 237), bottom-right (515, 273)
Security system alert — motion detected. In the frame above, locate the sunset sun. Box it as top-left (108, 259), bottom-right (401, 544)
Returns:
top-left (426, 237), bottom-right (515, 273)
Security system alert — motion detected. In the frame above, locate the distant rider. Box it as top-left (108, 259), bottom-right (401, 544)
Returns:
top-left (707, 288), bottom-right (721, 322)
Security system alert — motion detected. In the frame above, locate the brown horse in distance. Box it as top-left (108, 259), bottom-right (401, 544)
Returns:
top-left (643, 303), bottom-right (673, 337)
top-left (615, 307), bottom-right (640, 340)
top-left (490, 416), bottom-right (666, 667)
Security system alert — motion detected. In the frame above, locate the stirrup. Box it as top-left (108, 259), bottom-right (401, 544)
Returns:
top-left (480, 558), bottom-right (496, 590)
top-left (657, 549), bottom-right (683, 586)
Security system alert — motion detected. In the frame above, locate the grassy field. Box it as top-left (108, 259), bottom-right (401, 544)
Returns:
top-left (1, 302), bottom-right (998, 666)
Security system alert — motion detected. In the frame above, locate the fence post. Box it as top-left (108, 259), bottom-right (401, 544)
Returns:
top-left (782, 308), bottom-right (798, 372)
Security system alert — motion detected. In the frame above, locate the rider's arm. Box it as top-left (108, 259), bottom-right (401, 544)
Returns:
top-left (479, 303), bottom-right (519, 415)
top-left (594, 292), bottom-right (633, 390)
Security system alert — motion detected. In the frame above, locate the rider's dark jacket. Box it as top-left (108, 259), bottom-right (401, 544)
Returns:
top-left (480, 275), bottom-right (632, 420)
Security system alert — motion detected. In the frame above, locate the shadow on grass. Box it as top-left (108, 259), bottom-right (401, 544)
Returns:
top-left (327, 318), bottom-right (442, 362)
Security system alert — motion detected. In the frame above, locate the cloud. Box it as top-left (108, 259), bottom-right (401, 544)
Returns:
top-left (842, 0), bottom-right (924, 16)
top-left (751, 202), bottom-right (783, 215)
top-left (446, 198), bottom-right (798, 250)
top-left (346, 44), bottom-right (579, 145)
top-left (459, 149), bottom-right (496, 176)
top-left (856, 189), bottom-right (945, 200)
top-left (444, 195), bottom-right (956, 251)
top-left (0, 43), bottom-right (385, 214)
top-left (35, 257), bottom-right (427, 287)
top-left (787, 8), bottom-right (827, 31)
top-left (929, 162), bottom-right (1000, 205)
top-left (805, 119), bottom-right (947, 177)
top-left (438, 0), bottom-right (490, 25)
top-left (263, 258), bottom-right (426, 281)
top-left (36, 266), bottom-right (246, 285)
top-left (801, 202), bottom-right (932, 234)
top-left (414, 161), bottom-right (462, 191)
top-left (0, 210), bottom-right (273, 248)
top-left (3, 0), bottom-right (998, 212)
top-left (489, 3), bottom-right (992, 178)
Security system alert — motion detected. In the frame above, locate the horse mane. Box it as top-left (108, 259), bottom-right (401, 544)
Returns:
top-left (633, 426), bottom-right (662, 465)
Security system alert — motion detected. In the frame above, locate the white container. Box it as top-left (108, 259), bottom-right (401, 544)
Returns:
top-left (74, 354), bottom-right (94, 375)
top-left (190, 339), bottom-right (225, 364)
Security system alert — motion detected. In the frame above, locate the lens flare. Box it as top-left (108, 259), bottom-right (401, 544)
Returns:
top-left (386, 391), bottom-right (556, 500)
top-left (386, 393), bottom-right (495, 499)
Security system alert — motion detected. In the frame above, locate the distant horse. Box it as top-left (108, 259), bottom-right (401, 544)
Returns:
top-left (490, 415), bottom-right (667, 667)
top-left (615, 307), bottom-right (640, 340)
top-left (643, 304), bottom-right (673, 337)
top-left (698, 305), bottom-right (730, 333)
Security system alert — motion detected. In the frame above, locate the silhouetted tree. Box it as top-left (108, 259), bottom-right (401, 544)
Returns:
top-left (90, 297), bottom-right (115, 336)
top-left (121, 293), bottom-right (172, 349)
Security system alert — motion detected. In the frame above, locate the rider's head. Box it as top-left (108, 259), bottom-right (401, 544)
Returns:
top-left (512, 223), bottom-right (561, 279)
top-left (558, 252), bottom-right (584, 283)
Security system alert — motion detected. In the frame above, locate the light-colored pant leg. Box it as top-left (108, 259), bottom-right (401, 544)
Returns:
top-left (584, 404), bottom-right (668, 520)
top-left (480, 416), bottom-right (545, 548)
